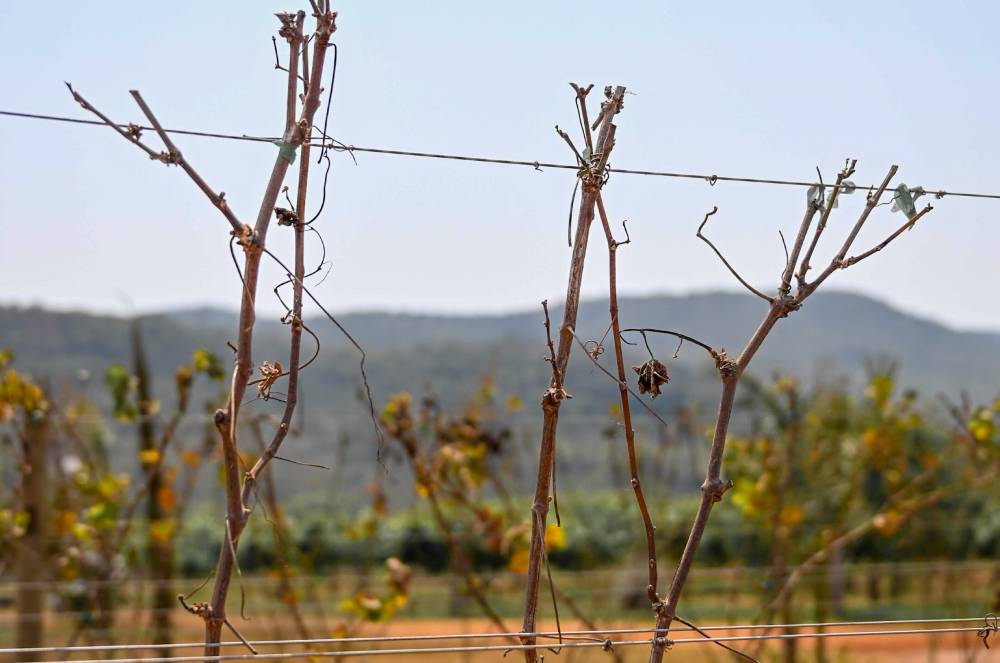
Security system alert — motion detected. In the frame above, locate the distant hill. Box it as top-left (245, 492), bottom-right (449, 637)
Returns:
top-left (2, 292), bottom-right (997, 500)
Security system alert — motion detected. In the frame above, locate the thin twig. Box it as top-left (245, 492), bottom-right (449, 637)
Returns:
top-left (799, 165), bottom-right (900, 298)
top-left (797, 159), bottom-right (857, 286)
top-left (567, 330), bottom-right (668, 428)
top-left (674, 615), bottom-right (759, 663)
top-left (696, 206), bottom-right (773, 302)
top-left (540, 300), bottom-right (562, 526)
top-left (620, 328), bottom-right (718, 361)
top-left (64, 83), bottom-right (162, 160)
top-left (840, 204), bottom-right (933, 267)
top-left (128, 91), bottom-right (246, 235)
top-left (259, 247), bottom-right (384, 457)
top-left (273, 455), bottom-right (329, 470)
top-left (596, 190), bottom-right (661, 607)
top-left (222, 619), bottom-right (258, 655)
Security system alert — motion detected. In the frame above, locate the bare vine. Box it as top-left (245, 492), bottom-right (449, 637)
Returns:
top-left (519, 84), bottom-right (626, 663)
top-left (67, 4), bottom-right (368, 657)
top-left (642, 158), bottom-right (934, 663)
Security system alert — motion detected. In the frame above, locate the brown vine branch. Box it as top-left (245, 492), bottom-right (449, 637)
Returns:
top-left (200, 8), bottom-right (337, 658)
top-left (798, 165), bottom-right (899, 298)
top-left (65, 83), bottom-right (245, 236)
top-left (696, 206), bottom-right (773, 302)
top-left (520, 84), bottom-right (625, 663)
top-left (223, 618), bottom-right (258, 655)
top-left (595, 190), bottom-right (661, 608)
top-left (64, 83), bottom-right (160, 159)
top-left (674, 614), bottom-right (759, 663)
top-left (258, 246), bottom-right (385, 456)
top-left (796, 158), bottom-right (857, 286)
top-left (779, 196), bottom-right (820, 296)
top-left (128, 91), bottom-right (246, 236)
top-left (539, 300), bottom-right (562, 526)
top-left (555, 125), bottom-right (586, 166)
top-left (569, 83), bottom-right (595, 152)
top-left (540, 300), bottom-right (561, 388)
top-left (840, 203), bottom-right (933, 267)
top-left (620, 328), bottom-right (719, 362)
top-left (647, 160), bottom-right (933, 663)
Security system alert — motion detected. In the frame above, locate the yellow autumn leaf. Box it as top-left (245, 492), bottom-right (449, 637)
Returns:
top-left (71, 522), bottom-right (92, 542)
top-left (55, 510), bottom-right (77, 535)
top-left (180, 450), bottom-right (202, 467)
top-left (779, 506), bottom-right (804, 528)
top-left (544, 523), bottom-right (566, 552)
top-left (970, 414), bottom-right (995, 442)
top-left (139, 448), bottom-right (160, 465)
top-left (149, 518), bottom-right (175, 544)
top-left (508, 548), bottom-right (530, 574)
top-left (97, 474), bottom-right (126, 499)
top-left (156, 487), bottom-right (177, 512)
top-left (873, 510), bottom-right (902, 536)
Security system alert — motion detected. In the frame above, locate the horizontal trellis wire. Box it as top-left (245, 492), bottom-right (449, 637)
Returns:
top-left (3, 109), bottom-right (1000, 200)
top-left (0, 616), bottom-right (990, 658)
top-left (12, 626), bottom-right (988, 663)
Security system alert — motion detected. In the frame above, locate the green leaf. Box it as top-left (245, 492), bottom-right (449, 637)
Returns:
top-left (104, 364), bottom-right (137, 422)
top-left (193, 349), bottom-right (225, 381)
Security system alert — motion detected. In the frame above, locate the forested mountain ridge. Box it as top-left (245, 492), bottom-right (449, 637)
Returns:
top-left (2, 291), bottom-right (997, 498)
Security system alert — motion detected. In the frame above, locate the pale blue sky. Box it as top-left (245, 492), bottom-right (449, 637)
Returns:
top-left (1, 1), bottom-right (998, 329)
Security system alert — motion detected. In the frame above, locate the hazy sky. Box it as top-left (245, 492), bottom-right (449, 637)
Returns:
top-left (1, 1), bottom-right (998, 330)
